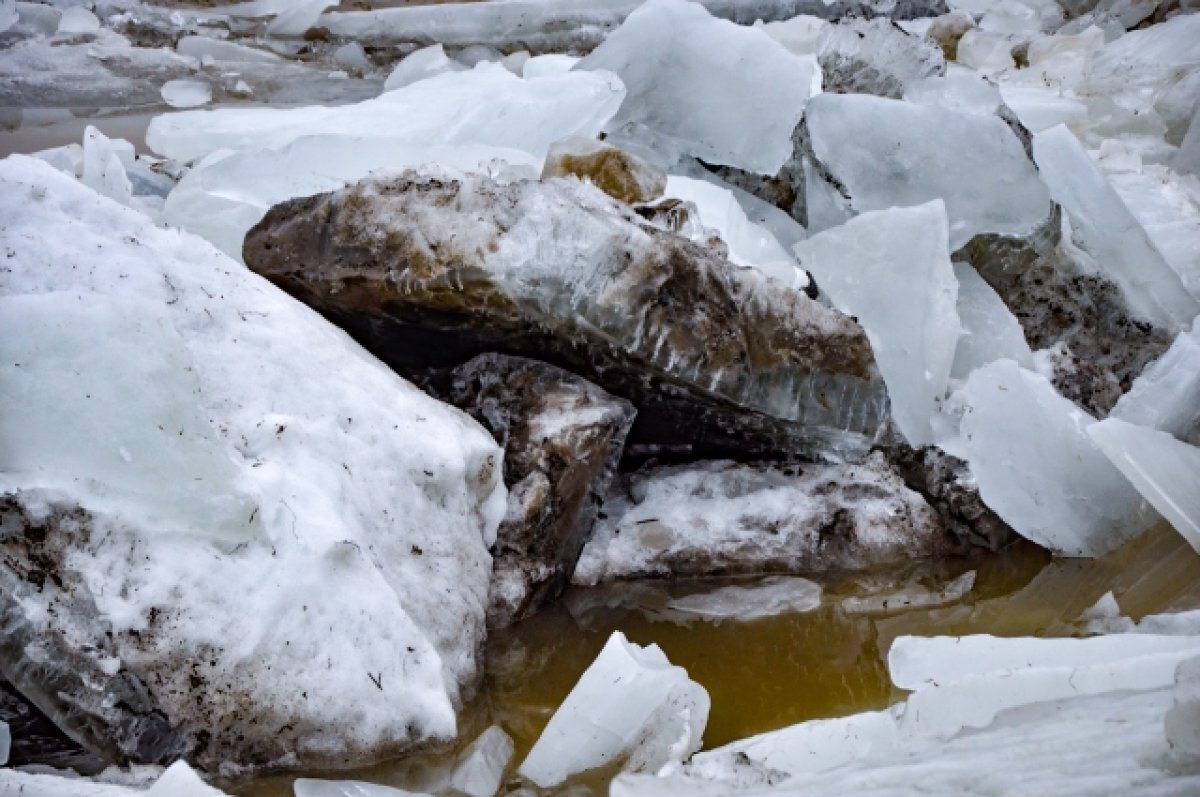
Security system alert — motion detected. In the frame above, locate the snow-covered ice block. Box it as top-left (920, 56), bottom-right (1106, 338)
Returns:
top-left (147, 62), bottom-right (624, 164)
top-left (804, 92), bottom-right (1052, 251)
top-left (0, 761), bottom-right (229, 796)
top-left (794, 201), bottom-right (960, 447)
top-left (518, 631), bottom-right (709, 787)
top-left (0, 156), bottom-right (507, 768)
top-left (951, 261), bottom-right (1033, 379)
top-left (664, 176), bottom-right (805, 288)
top-left (1088, 419), bottom-right (1200, 553)
top-left (383, 44), bottom-right (464, 91)
top-left (1111, 318), bottom-right (1200, 445)
top-left (1033, 125), bottom-right (1199, 330)
top-left (448, 725), bottom-right (514, 797)
top-left (81, 125), bottom-right (133, 207)
top-left (144, 762), bottom-right (229, 797)
top-left (293, 780), bottom-right (428, 797)
top-left (576, 0), bottom-right (815, 174)
top-left (953, 360), bottom-right (1157, 556)
top-left (160, 79), bottom-right (212, 109)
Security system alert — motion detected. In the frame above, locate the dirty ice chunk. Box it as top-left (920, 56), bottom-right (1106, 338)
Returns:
top-left (449, 726), bottom-right (514, 797)
top-left (518, 631), bottom-right (709, 787)
top-left (1110, 318), bottom-right (1200, 445)
top-left (951, 260), bottom-right (1033, 379)
top-left (161, 79), bottom-right (212, 109)
top-left (954, 359), bottom-right (1157, 557)
top-left (1032, 125), bottom-right (1200, 330)
top-left (1088, 419), bottom-right (1200, 553)
top-left (147, 63), bottom-right (623, 164)
top-left (384, 44), bottom-right (464, 91)
top-left (794, 201), bottom-right (960, 447)
top-left (576, 0), bottom-right (815, 174)
top-left (664, 176), bottom-right (806, 288)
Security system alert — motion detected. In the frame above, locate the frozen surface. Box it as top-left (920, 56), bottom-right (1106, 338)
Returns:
top-left (383, 44), bottom-right (464, 91)
top-left (160, 79), bottom-right (212, 109)
top-left (952, 359), bottom-right (1157, 557)
top-left (1111, 318), bottom-right (1200, 445)
top-left (664, 176), bottom-right (806, 288)
top-left (574, 454), bottom-right (942, 585)
top-left (518, 631), bottom-right (709, 788)
top-left (576, 0), bottom-right (815, 174)
top-left (951, 260), bottom-right (1033, 379)
top-left (1088, 419), bottom-right (1200, 553)
top-left (804, 93), bottom-right (1052, 250)
top-left (147, 62), bottom-right (624, 164)
top-left (793, 202), bottom-right (960, 447)
top-left (1032, 125), bottom-right (1199, 330)
top-left (0, 157), bottom-right (507, 767)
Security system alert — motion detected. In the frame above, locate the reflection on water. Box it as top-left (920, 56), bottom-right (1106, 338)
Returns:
top-left (231, 523), bottom-right (1200, 796)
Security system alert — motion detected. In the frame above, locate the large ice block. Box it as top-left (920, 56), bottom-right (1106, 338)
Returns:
top-left (953, 359), bottom-right (1157, 556)
top-left (1032, 124), bottom-right (1199, 330)
top-left (794, 201), bottom-right (960, 447)
top-left (1110, 318), bottom-right (1200, 445)
top-left (950, 260), bottom-right (1033, 379)
top-left (518, 631), bottom-right (709, 787)
top-left (576, 0), bottom-right (816, 174)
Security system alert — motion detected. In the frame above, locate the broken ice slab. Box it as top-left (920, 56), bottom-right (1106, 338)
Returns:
top-left (80, 125), bottom-right (133, 208)
top-left (950, 260), bottom-right (1033, 379)
top-left (658, 577), bottom-right (822, 624)
top-left (245, 172), bottom-right (888, 462)
top-left (1110, 318), bottom-right (1200, 445)
top-left (840, 570), bottom-right (976, 615)
top-left (803, 92), bottom-right (1054, 252)
top-left (146, 62), bottom-right (624, 164)
top-left (794, 201), bottom-right (960, 447)
top-left (383, 44), bottom-right (465, 91)
top-left (572, 454), bottom-right (947, 585)
top-left (952, 359), bottom-right (1158, 557)
top-left (1087, 419), bottom-right (1200, 554)
top-left (518, 631), bottom-right (709, 788)
top-left (817, 17), bottom-right (945, 99)
top-left (663, 176), bottom-right (806, 288)
top-left (1032, 124), bottom-right (1200, 330)
top-left (0, 718), bottom-right (7, 766)
top-left (576, 0), bottom-right (816, 175)
top-left (159, 79), bottom-right (213, 109)
top-left (997, 85), bottom-right (1089, 133)
top-left (889, 632), bottom-right (1200, 691)
top-left (447, 726), bottom-right (514, 797)
top-left (293, 780), bottom-right (430, 797)
top-left (175, 35), bottom-right (284, 65)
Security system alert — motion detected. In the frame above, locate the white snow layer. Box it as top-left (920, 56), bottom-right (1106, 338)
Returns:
top-left (0, 761), bottom-right (227, 797)
top-left (793, 201), bottom-right (960, 447)
top-left (613, 612), bottom-right (1200, 796)
top-left (576, 0), bottom-right (816, 175)
top-left (519, 631), bottom-right (710, 788)
top-left (0, 156), bottom-right (507, 761)
top-left (950, 359), bottom-right (1158, 557)
top-left (155, 62), bottom-right (621, 257)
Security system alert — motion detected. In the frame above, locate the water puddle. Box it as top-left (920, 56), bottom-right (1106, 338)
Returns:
top-left (230, 523), bottom-right (1200, 796)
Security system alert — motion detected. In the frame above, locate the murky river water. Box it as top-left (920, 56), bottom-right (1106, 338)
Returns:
top-left (230, 524), bottom-right (1200, 796)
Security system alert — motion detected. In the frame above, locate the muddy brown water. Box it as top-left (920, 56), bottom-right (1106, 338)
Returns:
top-left (229, 523), bottom-right (1200, 796)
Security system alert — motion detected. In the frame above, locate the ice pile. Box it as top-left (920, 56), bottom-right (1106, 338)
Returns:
top-left (518, 631), bottom-right (710, 787)
top-left (0, 156), bottom-right (506, 769)
top-left (613, 612), bottom-right (1200, 795)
